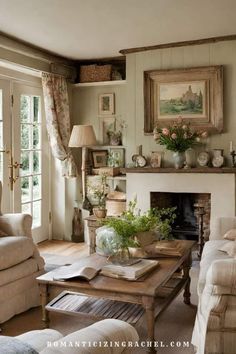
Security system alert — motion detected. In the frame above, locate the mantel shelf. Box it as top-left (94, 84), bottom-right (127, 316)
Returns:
top-left (121, 167), bottom-right (236, 174)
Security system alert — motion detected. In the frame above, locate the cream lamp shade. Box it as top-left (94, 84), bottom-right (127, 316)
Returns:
top-left (68, 125), bottom-right (97, 147)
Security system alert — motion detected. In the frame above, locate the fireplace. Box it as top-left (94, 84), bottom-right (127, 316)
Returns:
top-left (151, 192), bottom-right (211, 240)
top-left (125, 170), bottom-right (236, 234)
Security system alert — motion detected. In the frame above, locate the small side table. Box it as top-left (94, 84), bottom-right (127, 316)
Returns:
top-left (84, 215), bottom-right (101, 254)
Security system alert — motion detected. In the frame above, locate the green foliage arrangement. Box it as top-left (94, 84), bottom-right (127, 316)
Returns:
top-left (102, 198), bottom-right (177, 250)
top-left (153, 117), bottom-right (207, 153)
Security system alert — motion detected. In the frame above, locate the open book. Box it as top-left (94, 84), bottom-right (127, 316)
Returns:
top-left (100, 259), bottom-right (159, 280)
top-left (53, 265), bottom-right (100, 281)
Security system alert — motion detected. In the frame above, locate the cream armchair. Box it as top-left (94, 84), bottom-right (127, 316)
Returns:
top-left (192, 217), bottom-right (236, 354)
top-left (0, 182), bottom-right (45, 323)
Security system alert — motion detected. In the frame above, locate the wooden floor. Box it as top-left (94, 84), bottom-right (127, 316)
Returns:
top-left (38, 240), bottom-right (89, 257)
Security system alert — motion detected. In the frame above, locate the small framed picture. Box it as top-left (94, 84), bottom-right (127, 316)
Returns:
top-left (108, 148), bottom-right (125, 167)
top-left (99, 93), bottom-right (115, 115)
top-left (92, 150), bottom-right (108, 168)
top-left (150, 151), bottom-right (162, 168)
top-left (99, 116), bottom-right (116, 144)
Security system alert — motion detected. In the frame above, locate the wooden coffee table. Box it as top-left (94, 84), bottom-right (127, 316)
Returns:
top-left (37, 240), bottom-right (195, 352)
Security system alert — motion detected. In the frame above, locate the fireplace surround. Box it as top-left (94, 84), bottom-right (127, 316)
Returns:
top-left (123, 168), bottom-right (236, 234)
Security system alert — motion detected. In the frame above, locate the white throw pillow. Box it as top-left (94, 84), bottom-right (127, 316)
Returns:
top-left (218, 240), bottom-right (236, 257)
top-left (223, 229), bottom-right (236, 241)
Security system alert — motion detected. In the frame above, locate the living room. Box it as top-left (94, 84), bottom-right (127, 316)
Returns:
top-left (0, 1), bottom-right (235, 353)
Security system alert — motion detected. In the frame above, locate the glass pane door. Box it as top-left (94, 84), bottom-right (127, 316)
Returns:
top-left (13, 83), bottom-right (50, 243)
top-left (20, 94), bottom-right (42, 228)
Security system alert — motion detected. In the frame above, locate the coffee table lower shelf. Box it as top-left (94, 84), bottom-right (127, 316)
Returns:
top-left (45, 276), bottom-right (187, 326)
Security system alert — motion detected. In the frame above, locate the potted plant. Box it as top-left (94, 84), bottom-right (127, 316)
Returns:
top-left (97, 199), bottom-right (176, 263)
top-left (87, 174), bottom-right (109, 219)
top-left (153, 116), bottom-right (208, 169)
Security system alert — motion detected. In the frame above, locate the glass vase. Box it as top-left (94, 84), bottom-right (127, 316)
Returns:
top-left (108, 247), bottom-right (132, 265)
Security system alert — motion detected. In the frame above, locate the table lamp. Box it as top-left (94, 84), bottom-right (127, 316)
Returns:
top-left (69, 125), bottom-right (97, 209)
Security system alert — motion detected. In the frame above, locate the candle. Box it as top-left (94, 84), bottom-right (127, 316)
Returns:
top-left (230, 141), bottom-right (233, 153)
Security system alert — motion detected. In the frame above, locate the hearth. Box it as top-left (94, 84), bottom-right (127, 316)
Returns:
top-left (151, 192), bottom-right (211, 241)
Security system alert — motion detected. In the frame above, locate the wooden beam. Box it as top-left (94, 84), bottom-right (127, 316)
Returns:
top-left (119, 34), bottom-right (236, 55)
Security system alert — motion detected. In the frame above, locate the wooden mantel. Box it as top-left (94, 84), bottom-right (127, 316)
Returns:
top-left (121, 167), bottom-right (236, 174)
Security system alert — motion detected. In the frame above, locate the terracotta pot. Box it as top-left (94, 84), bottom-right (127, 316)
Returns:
top-left (93, 207), bottom-right (107, 219)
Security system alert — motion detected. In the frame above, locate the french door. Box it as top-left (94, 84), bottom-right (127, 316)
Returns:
top-left (0, 79), bottom-right (50, 243)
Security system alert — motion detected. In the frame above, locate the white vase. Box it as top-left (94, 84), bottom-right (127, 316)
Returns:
top-left (173, 151), bottom-right (185, 169)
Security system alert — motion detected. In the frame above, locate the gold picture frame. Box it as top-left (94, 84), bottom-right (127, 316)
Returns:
top-left (144, 66), bottom-right (223, 134)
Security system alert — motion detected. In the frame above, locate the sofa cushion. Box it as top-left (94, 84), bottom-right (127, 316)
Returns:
top-left (0, 236), bottom-right (35, 270)
top-left (198, 240), bottom-right (230, 295)
top-left (223, 229), bottom-right (236, 241)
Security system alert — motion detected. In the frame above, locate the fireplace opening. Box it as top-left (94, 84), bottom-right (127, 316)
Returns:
top-left (150, 192), bottom-right (211, 240)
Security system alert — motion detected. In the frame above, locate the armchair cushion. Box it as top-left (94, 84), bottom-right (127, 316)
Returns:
top-left (0, 214), bottom-right (32, 238)
top-left (0, 236), bottom-right (35, 270)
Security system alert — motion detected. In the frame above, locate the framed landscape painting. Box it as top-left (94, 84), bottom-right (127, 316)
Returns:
top-left (144, 66), bottom-right (223, 134)
top-left (158, 81), bottom-right (206, 119)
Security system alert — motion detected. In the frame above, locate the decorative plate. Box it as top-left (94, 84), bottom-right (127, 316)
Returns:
top-left (197, 152), bottom-right (210, 167)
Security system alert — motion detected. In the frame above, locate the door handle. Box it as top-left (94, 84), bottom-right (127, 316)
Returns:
top-left (8, 156), bottom-right (22, 191)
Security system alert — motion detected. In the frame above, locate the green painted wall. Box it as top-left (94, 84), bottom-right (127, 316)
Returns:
top-left (72, 40), bottom-right (236, 167)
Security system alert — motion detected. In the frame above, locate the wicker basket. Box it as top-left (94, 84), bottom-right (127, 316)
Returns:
top-left (106, 200), bottom-right (126, 216)
top-left (80, 64), bottom-right (112, 83)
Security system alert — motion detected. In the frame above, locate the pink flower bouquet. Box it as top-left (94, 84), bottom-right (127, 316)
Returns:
top-left (153, 117), bottom-right (207, 152)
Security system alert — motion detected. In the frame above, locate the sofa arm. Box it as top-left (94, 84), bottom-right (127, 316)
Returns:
top-left (207, 259), bottom-right (236, 294)
top-left (40, 319), bottom-right (139, 354)
top-left (0, 213), bottom-right (32, 238)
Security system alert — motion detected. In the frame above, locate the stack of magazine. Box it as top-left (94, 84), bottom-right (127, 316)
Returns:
top-left (100, 259), bottom-right (159, 280)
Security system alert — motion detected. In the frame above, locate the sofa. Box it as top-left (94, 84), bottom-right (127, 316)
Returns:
top-left (0, 319), bottom-right (139, 353)
top-left (0, 182), bottom-right (45, 323)
top-left (192, 217), bottom-right (236, 354)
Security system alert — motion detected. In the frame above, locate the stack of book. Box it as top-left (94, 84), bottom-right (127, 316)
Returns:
top-left (100, 259), bottom-right (159, 280)
top-left (144, 240), bottom-right (183, 257)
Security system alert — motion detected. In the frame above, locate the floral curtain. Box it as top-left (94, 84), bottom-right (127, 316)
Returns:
top-left (42, 72), bottom-right (77, 177)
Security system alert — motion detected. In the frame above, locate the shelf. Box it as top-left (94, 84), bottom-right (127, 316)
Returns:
top-left (90, 145), bottom-right (125, 149)
top-left (121, 167), bottom-right (236, 174)
top-left (73, 80), bottom-right (126, 88)
top-left (87, 174), bottom-right (126, 181)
